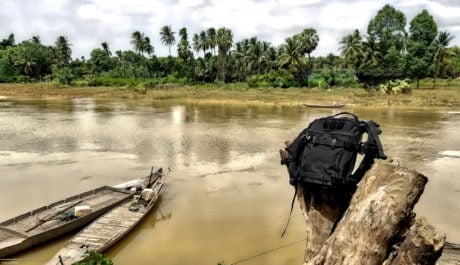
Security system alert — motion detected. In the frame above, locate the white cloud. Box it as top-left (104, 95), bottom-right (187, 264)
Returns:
top-left (428, 1), bottom-right (460, 17)
top-left (1, 0), bottom-right (459, 59)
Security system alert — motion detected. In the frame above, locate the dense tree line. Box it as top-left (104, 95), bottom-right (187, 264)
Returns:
top-left (0, 4), bottom-right (459, 89)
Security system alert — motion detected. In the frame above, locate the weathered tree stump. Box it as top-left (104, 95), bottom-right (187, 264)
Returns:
top-left (384, 217), bottom-right (446, 265)
top-left (281, 149), bottom-right (448, 265)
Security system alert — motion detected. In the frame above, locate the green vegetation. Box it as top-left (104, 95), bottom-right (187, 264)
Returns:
top-left (75, 251), bottom-right (113, 265)
top-left (0, 4), bottom-right (459, 91)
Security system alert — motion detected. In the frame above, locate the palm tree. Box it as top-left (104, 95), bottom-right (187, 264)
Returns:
top-left (54, 36), bottom-right (72, 65)
top-left (362, 36), bottom-right (382, 66)
top-left (216, 27), bottom-right (233, 81)
top-left (101, 41), bottom-right (111, 56)
top-left (217, 28), bottom-right (233, 55)
top-left (1, 33), bottom-right (15, 48)
top-left (232, 41), bottom-right (245, 81)
top-left (131, 31), bottom-right (143, 54)
top-left (160, 25), bottom-right (176, 56)
top-left (244, 37), bottom-right (270, 75)
top-left (277, 37), bottom-right (302, 70)
top-left (14, 45), bottom-right (36, 76)
top-left (206, 27), bottom-right (217, 55)
top-left (130, 31), bottom-right (153, 56)
top-left (143, 37), bottom-right (154, 56)
top-left (192, 33), bottom-right (201, 57)
top-left (297, 28), bottom-right (319, 70)
top-left (31, 35), bottom-right (41, 44)
top-left (178, 27), bottom-right (192, 60)
top-left (433, 31), bottom-right (455, 88)
top-left (199, 30), bottom-right (209, 56)
top-left (339, 29), bottom-right (364, 68)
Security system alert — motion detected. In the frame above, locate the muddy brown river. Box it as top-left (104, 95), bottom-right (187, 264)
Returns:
top-left (0, 97), bottom-right (459, 265)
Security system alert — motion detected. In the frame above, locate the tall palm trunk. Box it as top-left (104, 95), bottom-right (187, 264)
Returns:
top-left (432, 56), bottom-right (441, 89)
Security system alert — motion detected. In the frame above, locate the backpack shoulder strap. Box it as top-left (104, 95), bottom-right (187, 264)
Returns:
top-left (361, 120), bottom-right (387, 160)
top-left (281, 127), bottom-right (309, 165)
top-left (351, 120), bottom-right (387, 182)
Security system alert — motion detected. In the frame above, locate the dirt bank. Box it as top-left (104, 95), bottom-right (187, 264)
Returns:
top-left (0, 83), bottom-right (459, 108)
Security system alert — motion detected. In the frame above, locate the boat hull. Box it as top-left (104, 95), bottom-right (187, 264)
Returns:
top-left (303, 103), bottom-right (346, 108)
top-left (0, 184), bottom-right (140, 258)
top-left (46, 168), bottom-right (165, 265)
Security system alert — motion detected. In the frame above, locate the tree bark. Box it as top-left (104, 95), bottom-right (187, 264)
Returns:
top-left (291, 159), bottom-right (446, 265)
top-left (384, 217), bottom-right (445, 265)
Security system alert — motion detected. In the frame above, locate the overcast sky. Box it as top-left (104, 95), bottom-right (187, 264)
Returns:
top-left (1, 0), bottom-right (459, 59)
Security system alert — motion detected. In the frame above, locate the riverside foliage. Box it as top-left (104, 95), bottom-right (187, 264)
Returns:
top-left (1, 4), bottom-right (459, 90)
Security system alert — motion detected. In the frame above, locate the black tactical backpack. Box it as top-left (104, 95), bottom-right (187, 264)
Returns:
top-left (280, 112), bottom-right (386, 236)
top-left (281, 112), bottom-right (387, 187)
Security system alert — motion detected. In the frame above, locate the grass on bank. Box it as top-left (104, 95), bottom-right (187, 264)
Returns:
top-left (0, 79), bottom-right (459, 108)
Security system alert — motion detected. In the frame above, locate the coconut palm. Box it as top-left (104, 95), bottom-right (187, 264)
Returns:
top-left (130, 31), bottom-right (153, 56)
top-left (14, 45), bottom-right (36, 76)
top-left (216, 27), bottom-right (233, 81)
top-left (199, 30), bottom-right (209, 56)
top-left (232, 39), bottom-right (251, 80)
top-left (192, 33), bottom-right (201, 57)
top-left (31, 35), bottom-right (41, 44)
top-left (1, 33), bottom-right (15, 48)
top-left (244, 37), bottom-right (270, 75)
top-left (143, 37), bottom-right (154, 56)
top-left (362, 36), bottom-right (382, 66)
top-left (432, 31), bottom-right (455, 88)
top-left (131, 31), bottom-right (143, 54)
top-left (339, 29), bottom-right (364, 68)
top-left (101, 42), bottom-right (111, 56)
top-left (277, 37), bottom-right (302, 70)
top-left (54, 35), bottom-right (72, 65)
top-left (160, 25), bottom-right (176, 56)
top-left (178, 27), bottom-right (192, 60)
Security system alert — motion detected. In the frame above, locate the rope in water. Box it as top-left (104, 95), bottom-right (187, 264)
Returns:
top-left (227, 238), bottom-right (305, 265)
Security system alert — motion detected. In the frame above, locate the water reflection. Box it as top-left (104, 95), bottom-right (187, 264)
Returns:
top-left (0, 98), bottom-right (459, 265)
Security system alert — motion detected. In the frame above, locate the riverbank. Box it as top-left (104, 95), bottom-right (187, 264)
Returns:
top-left (0, 83), bottom-right (459, 108)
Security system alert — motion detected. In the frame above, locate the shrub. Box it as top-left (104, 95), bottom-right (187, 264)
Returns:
top-left (307, 73), bottom-right (326, 88)
top-left (247, 72), bottom-right (297, 88)
top-left (134, 84), bottom-right (147, 94)
top-left (73, 79), bottom-right (90, 87)
top-left (16, 75), bottom-right (31, 83)
top-left (75, 251), bottom-right (113, 265)
top-left (88, 77), bottom-right (138, 87)
top-left (380, 79), bottom-right (411, 94)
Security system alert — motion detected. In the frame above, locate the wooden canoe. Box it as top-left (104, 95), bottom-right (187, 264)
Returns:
top-left (46, 168), bottom-right (166, 265)
top-left (303, 103), bottom-right (346, 108)
top-left (0, 175), bottom-right (150, 258)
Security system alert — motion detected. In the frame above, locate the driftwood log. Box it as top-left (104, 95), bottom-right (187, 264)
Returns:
top-left (281, 145), bottom-right (449, 265)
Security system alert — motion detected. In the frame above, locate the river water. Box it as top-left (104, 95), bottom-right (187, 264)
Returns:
top-left (0, 97), bottom-right (459, 265)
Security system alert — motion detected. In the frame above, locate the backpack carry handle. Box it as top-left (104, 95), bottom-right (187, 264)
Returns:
top-left (331, 112), bottom-right (359, 121)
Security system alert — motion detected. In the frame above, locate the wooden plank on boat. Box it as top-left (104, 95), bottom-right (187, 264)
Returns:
top-left (46, 168), bottom-right (166, 265)
top-left (0, 171), bottom-right (153, 259)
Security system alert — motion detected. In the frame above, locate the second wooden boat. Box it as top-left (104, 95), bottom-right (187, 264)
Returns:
top-left (46, 167), bottom-right (166, 265)
top-left (303, 103), bottom-right (346, 108)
